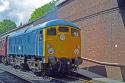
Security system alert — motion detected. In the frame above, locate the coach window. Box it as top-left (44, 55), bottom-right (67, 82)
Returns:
top-left (59, 27), bottom-right (69, 32)
top-left (71, 28), bottom-right (79, 37)
top-left (47, 28), bottom-right (56, 36)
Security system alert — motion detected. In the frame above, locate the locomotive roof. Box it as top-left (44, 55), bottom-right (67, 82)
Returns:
top-left (29, 19), bottom-right (78, 30)
top-left (45, 19), bottom-right (78, 27)
top-left (9, 19), bottom-right (78, 37)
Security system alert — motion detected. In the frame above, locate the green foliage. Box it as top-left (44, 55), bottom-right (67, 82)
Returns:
top-left (0, 19), bottom-right (16, 34)
top-left (29, 0), bottom-right (59, 22)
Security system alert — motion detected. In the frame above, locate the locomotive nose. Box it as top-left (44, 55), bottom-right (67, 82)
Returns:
top-left (45, 26), bottom-right (81, 63)
top-left (60, 34), bottom-right (66, 41)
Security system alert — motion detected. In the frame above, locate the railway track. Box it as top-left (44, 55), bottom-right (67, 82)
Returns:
top-left (48, 71), bottom-right (92, 83)
top-left (0, 63), bottom-right (92, 83)
top-left (66, 72), bottom-right (92, 82)
top-left (30, 72), bottom-right (92, 83)
top-left (0, 69), bottom-right (31, 83)
top-left (0, 64), bottom-right (124, 83)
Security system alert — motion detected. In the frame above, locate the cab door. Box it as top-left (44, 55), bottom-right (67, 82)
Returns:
top-left (44, 27), bottom-right (57, 63)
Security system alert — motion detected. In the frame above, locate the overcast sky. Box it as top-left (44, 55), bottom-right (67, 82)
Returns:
top-left (0, 0), bottom-right (53, 26)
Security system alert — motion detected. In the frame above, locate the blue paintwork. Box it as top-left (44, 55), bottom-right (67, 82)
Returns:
top-left (8, 29), bottom-right (43, 57)
top-left (41, 19), bottom-right (78, 28)
top-left (7, 19), bottom-right (78, 59)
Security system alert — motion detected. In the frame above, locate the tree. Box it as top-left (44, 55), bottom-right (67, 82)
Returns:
top-left (29, 0), bottom-right (59, 22)
top-left (0, 19), bottom-right (16, 34)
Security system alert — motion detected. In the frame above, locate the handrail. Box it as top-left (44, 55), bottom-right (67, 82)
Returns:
top-left (82, 57), bottom-right (125, 67)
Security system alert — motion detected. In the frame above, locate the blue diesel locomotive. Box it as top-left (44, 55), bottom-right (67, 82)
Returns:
top-left (1, 19), bottom-right (82, 75)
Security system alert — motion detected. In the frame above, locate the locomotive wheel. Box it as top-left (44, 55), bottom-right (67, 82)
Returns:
top-left (45, 64), bottom-right (53, 76)
top-left (56, 60), bottom-right (72, 76)
top-left (57, 61), bottom-right (67, 76)
top-left (40, 71), bottom-right (46, 77)
top-left (14, 65), bottom-right (21, 69)
top-left (21, 63), bottom-right (30, 71)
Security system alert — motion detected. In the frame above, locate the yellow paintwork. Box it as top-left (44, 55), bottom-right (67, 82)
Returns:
top-left (43, 26), bottom-right (81, 63)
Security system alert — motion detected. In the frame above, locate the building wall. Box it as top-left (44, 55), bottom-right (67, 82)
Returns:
top-left (57, 0), bottom-right (125, 81)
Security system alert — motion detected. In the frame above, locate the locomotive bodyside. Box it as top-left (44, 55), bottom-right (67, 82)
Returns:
top-left (8, 28), bottom-right (43, 58)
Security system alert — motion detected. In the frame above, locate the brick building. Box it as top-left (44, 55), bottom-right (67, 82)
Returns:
top-left (55, 0), bottom-right (125, 81)
top-left (33, 0), bottom-right (125, 81)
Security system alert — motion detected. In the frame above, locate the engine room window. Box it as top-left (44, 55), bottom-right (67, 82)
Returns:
top-left (59, 27), bottom-right (69, 32)
top-left (47, 28), bottom-right (56, 36)
top-left (71, 28), bottom-right (79, 37)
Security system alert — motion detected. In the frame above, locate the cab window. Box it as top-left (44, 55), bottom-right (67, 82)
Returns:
top-left (47, 28), bottom-right (56, 36)
top-left (39, 31), bottom-right (43, 40)
top-left (71, 28), bottom-right (79, 37)
top-left (59, 27), bottom-right (69, 32)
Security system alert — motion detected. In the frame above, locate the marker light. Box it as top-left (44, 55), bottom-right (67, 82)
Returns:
top-left (60, 34), bottom-right (65, 40)
top-left (74, 48), bottom-right (79, 55)
top-left (48, 48), bottom-right (54, 54)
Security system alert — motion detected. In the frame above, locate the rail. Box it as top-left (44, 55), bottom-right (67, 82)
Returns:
top-left (82, 57), bottom-right (125, 67)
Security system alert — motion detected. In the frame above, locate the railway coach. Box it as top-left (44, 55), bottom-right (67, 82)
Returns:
top-left (0, 36), bottom-right (7, 63)
top-left (1, 19), bottom-right (82, 75)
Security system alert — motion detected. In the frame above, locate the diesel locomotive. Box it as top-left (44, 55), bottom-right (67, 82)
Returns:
top-left (0, 19), bottom-right (82, 75)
